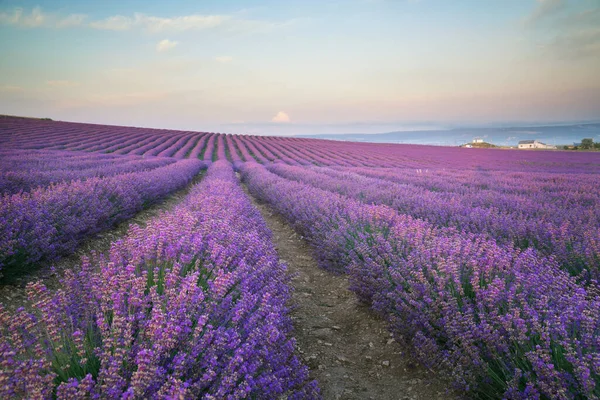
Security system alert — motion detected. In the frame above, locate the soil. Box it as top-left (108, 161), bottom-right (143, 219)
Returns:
top-left (246, 191), bottom-right (460, 400)
top-left (1, 170), bottom-right (460, 399)
top-left (0, 173), bottom-right (203, 311)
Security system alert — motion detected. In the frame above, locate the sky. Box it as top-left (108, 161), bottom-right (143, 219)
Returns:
top-left (0, 0), bottom-right (599, 135)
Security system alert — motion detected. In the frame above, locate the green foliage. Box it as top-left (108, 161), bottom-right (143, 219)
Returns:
top-left (581, 138), bottom-right (594, 150)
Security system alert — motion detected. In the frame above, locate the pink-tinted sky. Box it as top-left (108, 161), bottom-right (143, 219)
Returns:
top-left (1, 0), bottom-right (599, 134)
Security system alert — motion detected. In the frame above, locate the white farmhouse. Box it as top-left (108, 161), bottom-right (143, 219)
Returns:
top-left (518, 140), bottom-right (556, 149)
top-left (473, 138), bottom-right (484, 143)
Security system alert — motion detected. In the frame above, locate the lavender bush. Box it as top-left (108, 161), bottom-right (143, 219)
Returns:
top-left (0, 149), bottom-right (176, 194)
top-left (3, 116), bottom-right (600, 169)
top-left (3, 115), bottom-right (600, 398)
top-left (0, 159), bottom-right (204, 278)
top-left (266, 163), bottom-right (600, 283)
top-left (241, 162), bottom-right (600, 399)
top-left (0, 161), bottom-right (319, 399)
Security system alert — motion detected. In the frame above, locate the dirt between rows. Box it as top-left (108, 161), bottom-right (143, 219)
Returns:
top-left (246, 192), bottom-right (460, 400)
top-left (0, 174), bottom-right (203, 311)
top-left (1, 171), bottom-right (459, 400)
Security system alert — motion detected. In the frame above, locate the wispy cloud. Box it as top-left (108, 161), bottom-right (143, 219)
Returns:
top-left (215, 56), bottom-right (233, 63)
top-left (562, 7), bottom-right (600, 28)
top-left (0, 7), bottom-right (86, 28)
top-left (156, 39), bottom-right (178, 52)
top-left (89, 12), bottom-right (295, 34)
top-left (550, 27), bottom-right (600, 58)
top-left (88, 15), bottom-right (132, 31)
top-left (56, 13), bottom-right (87, 28)
top-left (524, 0), bottom-right (564, 25)
top-left (0, 7), bottom-right (45, 27)
top-left (524, 1), bottom-right (600, 59)
top-left (272, 111), bottom-right (291, 123)
top-left (90, 13), bottom-right (228, 32)
top-left (223, 17), bottom-right (302, 34)
top-left (0, 7), bottom-right (297, 35)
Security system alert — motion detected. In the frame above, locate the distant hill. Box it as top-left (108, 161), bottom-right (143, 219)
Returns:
top-left (298, 123), bottom-right (600, 147)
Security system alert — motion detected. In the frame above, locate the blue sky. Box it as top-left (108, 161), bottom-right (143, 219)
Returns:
top-left (0, 0), bottom-right (599, 135)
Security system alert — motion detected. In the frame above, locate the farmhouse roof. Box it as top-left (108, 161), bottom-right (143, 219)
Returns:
top-left (518, 140), bottom-right (536, 144)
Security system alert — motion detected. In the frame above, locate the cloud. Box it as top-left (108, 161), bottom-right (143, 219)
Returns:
top-left (139, 14), bottom-right (227, 32)
top-left (89, 12), bottom-right (291, 34)
top-left (56, 13), bottom-right (87, 28)
top-left (271, 111), bottom-right (291, 123)
top-left (89, 15), bottom-right (132, 31)
top-left (215, 56), bottom-right (233, 63)
top-left (562, 7), bottom-right (600, 28)
top-left (0, 7), bottom-right (86, 28)
top-left (1, 7), bottom-right (297, 35)
top-left (223, 17), bottom-right (301, 35)
top-left (538, 5), bottom-right (600, 58)
top-left (550, 27), bottom-right (600, 58)
top-left (90, 12), bottom-right (229, 32)
top-left (0, 6), bottom-right (45, 27)
top-left (156, 39), bottom-right (178, 52)
top-left (525, 0), bottom-right (564, 25)
top-left (524, 1), bottom-right (600, 59)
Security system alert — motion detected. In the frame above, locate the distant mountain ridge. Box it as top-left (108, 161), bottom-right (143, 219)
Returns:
top-left (298, 123), bottom-right (600, 147)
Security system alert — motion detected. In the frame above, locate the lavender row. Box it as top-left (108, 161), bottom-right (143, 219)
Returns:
top-left (1, 150), bottom-right (175, 195)
top-left (0, 149), bottom-right (129, 170)
top-left (343, 166), bottom-right (600, 199)
top-left (225, 134), bottom-right (243, 164)
top-left (266, 163), bottom-right (600, 282)
top-left (231, 135), bottom-right (254, 162)
top-left (240, 162), bottom-right (600, 399)
top-left (216, 134), bottom-right (227, 162)
top-left (0, 161), bottom-right (318, 399)
top-left (0, 159), bottom-right (204, 278)
top-left (5, 116), bottom-right (600, 169)
top-left (172, 133), bottom-right (204, 159)
top-left (342, 166), bottom-right (600, 247)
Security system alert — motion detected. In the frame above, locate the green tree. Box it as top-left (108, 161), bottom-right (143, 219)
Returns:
top-left (581, 138), bottom-right (594, 149)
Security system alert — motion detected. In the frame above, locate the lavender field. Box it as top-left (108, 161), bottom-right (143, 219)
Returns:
top-left (1, 116), bottom-right (599, 399)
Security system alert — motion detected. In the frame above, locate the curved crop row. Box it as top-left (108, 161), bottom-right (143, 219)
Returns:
top-left (4, 117), bottom-right (600, 170)
top-left (240, 162), bottom-right (599, 399)
top-left (266, 163), bottom-right (600, 283)
top-left (0, 159), bottom-right (204, 278)
top-left (1, 150), bottom-right (175, 194)
top-left (0, 161), bottom-right (319, 399)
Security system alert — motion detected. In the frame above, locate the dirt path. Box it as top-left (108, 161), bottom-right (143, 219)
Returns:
top-left (247, 193), bottom-right (459, 400)
top-left (0, 173), bottom-right (204, 310)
